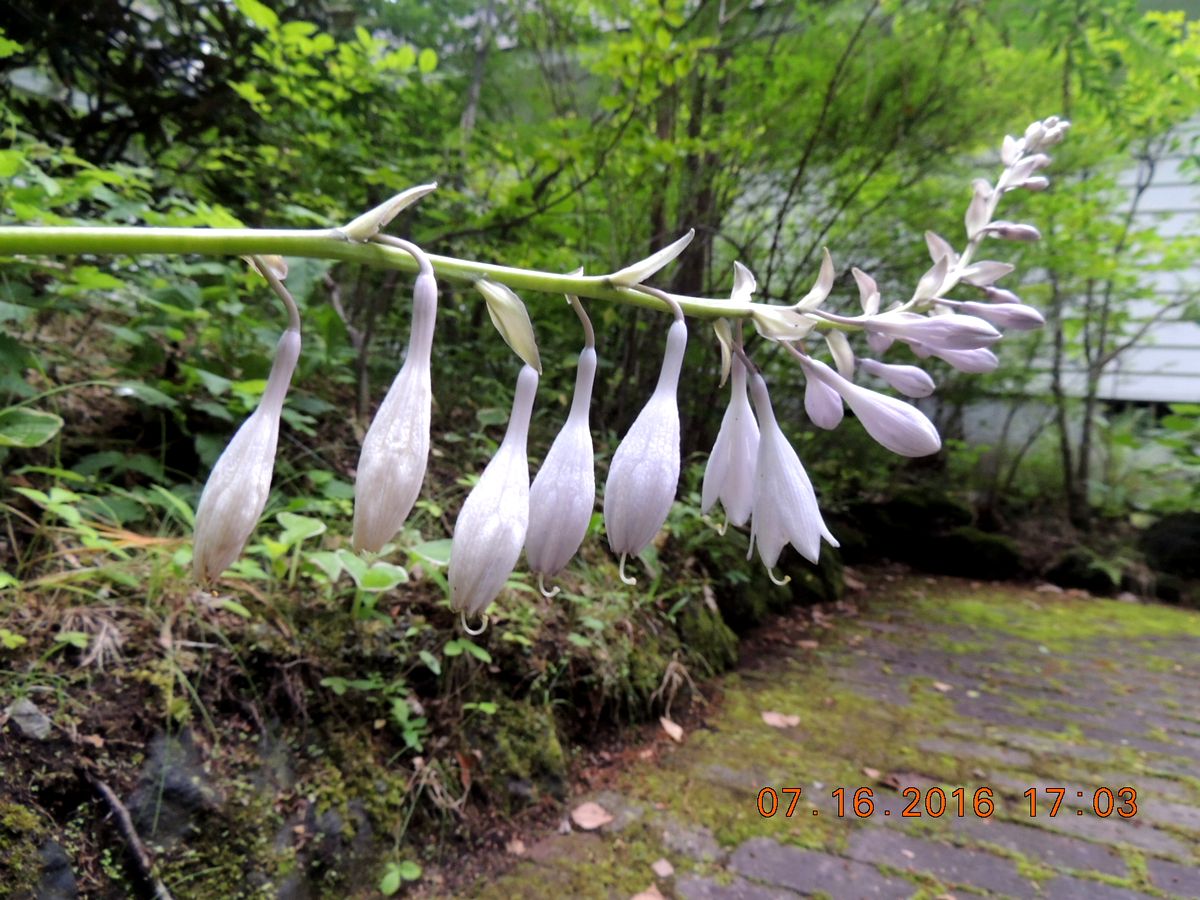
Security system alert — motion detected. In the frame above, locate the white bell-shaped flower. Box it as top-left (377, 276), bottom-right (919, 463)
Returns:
top-left (804, 370), bottom-right (844, 429)
top-left (604, 318), bottom-right (687, 577)
top-left (449, 365), bottom-right (539, 618)
top-left (748, 371), bottom-right (838, 579)
top-left (701, 356), bottom-right (759, 529)
top-left (193, 327), bottom-right (301, 582)
top-left (353, 268), bottom-right (437, 552)
top-left (526, 345), bottom-right (597, 583)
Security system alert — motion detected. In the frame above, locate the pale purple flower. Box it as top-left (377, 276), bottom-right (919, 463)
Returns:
top-left (701, 356), bottom-right (759, 529)
top-left (449, 365), bottom-right (539, 618)
top-left (865, 310), bottom-right (1000, 352)
top-left (747, 372), bottom-right (838, 576)
top-left (604, 319), bottom-right (686, 575)
top-left (801, 356), bottom-right (941, 458)
top-left (353, 268), bottom-right (437, 552)
top-left (858, 358), bottom-right (936, 399)
top-left (804, 369), bottom-right (844, 429)
top-left (526, 345), bottom-right (597, 582)
top-left (917, 345), bottom-right (1000, 374)
top-left (956, 300), bottom-right (1045, 331)
top-left (983, 221), bottom-right (1042, 242)
top-left (194, 327), bottom-right (301, 582)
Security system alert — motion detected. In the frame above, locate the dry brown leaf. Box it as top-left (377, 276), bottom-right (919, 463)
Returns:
top-left (843, 569), bottom-right (866, 591)
top-left (506, 837), bottom-right (526, 856)
top-left (796, 639), bottom-right (819, 650)
top-left (659, 716), bottom-right (684, 743)
top-left (651, 858), bottom-right (674, 878)
top-left (571, 801), bottom-right (614, 831)
top-left (631, 888), bottom-right (665, 900)
top-left (761, 711), bottom-right (801, 728)
top-left (862, 766), bottom-right (881, 780)
top-left (79, 734), bottom-right (104, 749)
top-left (931, 681), bottom-right (953, 693)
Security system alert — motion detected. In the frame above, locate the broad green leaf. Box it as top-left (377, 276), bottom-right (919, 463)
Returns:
top-left (409, 539), bottom-right (452, 566)
top-left (0, 408), bottom-right (63, 448)
top-left (234, 0), bottom-right (278, 30)
top-left (276, 512), bottom-right (327, 544)
top-left (417, 48), bottom-right (438, 74)
top-left (357, 563), bottom-right (408, 592)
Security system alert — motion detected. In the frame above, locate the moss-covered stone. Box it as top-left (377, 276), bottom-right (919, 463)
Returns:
top-left (920, 526), bottom-right (1024, 581)
top-left (1045, 546), bottom-right (1119, 595)
top-left (469, 698), bottom-right (567, 812)
top-left (0, 801), bottom-right (46, 897)
top-left (677, 599), bottom-right (739, 675)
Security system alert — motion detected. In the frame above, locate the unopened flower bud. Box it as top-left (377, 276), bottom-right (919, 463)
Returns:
top-left (981, 286), bottom-right (1022, 304)
top-left (804, 370), bottom-right (844, 430)
top-left (449, 365), bottom-right (539, 617)
top-left (866, 310), bottom-right (1001, 352)
top-left (958, 300), bottom-right (1045, 331)
top-left (194, 327), bottom-right (301, 582)
top-left (858, 358), bottom-right (936, 399)
top-left (801, 356), bottom-right (941, 458)
top-left (984, 221), bottom-right (1042, 242)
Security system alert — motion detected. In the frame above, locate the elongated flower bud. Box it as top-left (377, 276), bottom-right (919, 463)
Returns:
top-left (914, 344), bottom-right (1000, 374)
top-left (353, 269), bottom-right (437, 552)
top-left (526, 346), bottom-right (597, 579)
top-left (957, 300), bottom-right (1045, 331)
top-left (748, 372), bottom-right (838, 573)
top-left (804, 371), bottom-right (844, 430)
top-left (801, 356), bottom-right (941, 458)
top-left (858, 358), bottom-right (936, 399)
top-left (193, 327), bottom-right (300, 582)
top-left (449, 365), bottom-right (539, 617)
top-left (702, 357), bottom-right (759, 528)
top-left (865, 311), bottom-right (1001, 352)
top-left (604, 319), bottom-right (686, 563)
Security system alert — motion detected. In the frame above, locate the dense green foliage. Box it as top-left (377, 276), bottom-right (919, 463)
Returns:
top-left (1, 0), bottom-right (1198, 894)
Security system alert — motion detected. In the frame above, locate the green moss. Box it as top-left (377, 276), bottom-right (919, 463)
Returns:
top-left (469, 698), bottom-right (567, 812)
top-left (677, 600), bottom-right (738, 676)
top-left (0, 801), bottom-right (47, 897)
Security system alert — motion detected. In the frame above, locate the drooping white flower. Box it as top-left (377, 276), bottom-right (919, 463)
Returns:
top-left (604, 318), bottom-right (687, 576)
top-left (858, 358), bottom-right (936, 399)
top-left (193, 326), bottom-right (301, 582)
top-left (449, 365), bottom-right (539, 618)
top-left (526, 345), bottom-right (597, 583)
top-left (800, 355), bottom-right (941, 458)
top-left (353, 266), bottom-right (437, 552)
top-left (701, 356), bottom-right (759, 529)
top-left (747, 371), bottom-right (838, 577)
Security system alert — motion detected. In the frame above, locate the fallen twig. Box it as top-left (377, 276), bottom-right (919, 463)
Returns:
top-left (85, 772), bottom-right (175, 900)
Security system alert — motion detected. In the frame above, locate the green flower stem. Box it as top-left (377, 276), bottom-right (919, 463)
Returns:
top-left (0, 225), bottom-right (842, 326)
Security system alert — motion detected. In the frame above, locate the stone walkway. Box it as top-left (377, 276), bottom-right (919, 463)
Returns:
top-left (466, 577), bottom-right (1200, 899)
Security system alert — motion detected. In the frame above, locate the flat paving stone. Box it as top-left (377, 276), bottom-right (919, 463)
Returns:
top-left (957, 816), bottom-right (1127, 876)
top-left (730, 837), bottom-right (913, 899)
top-left (676, 873), bottom-right (801, 900)
top-left (1029, 809), bottom-right (1192, 858)
top-left (917, 736), bottom-right (1034, 768)
top-left (1038, 875), bottom-right (1156, 899)
top-left (1146, 856), bottom-right (1200, 898)
top-left (845, 828), bottom-right (1032, 896)
top-left (653, 817), bottom-right (724, 862)
top-left (1135, 798), bottom-right (1200, 832)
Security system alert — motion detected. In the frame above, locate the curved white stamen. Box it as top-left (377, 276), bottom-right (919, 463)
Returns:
top-left (538, 573), bottom-right (561, 599)
top-left (618, 554), bottom-right (637, 585)
top-left (461, 611), bottom-right (489, 636)
top-left (768, 568), bottom-right (792, 587)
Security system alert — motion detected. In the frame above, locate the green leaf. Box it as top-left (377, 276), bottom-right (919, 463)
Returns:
top-left (56, 631), bottom-right (90, 650)
top-left (357, 563), bottom-right (408, 592)
top-left (147, 485), bottom-right (196, 528)
top-left (379, 865), bottom-right (402, 896)
top-left (234, 0), bottom-right (279, 30)
top-left (115, 381), bottom-right (178, 410)
top-left (417, 48), bottom-right (438, 74)
top-left (410, 539), bottom-right (452, 566)
top-left (0, 407), bottom-right (63, 448)
top-left (1, 628), bottom-right (28, 649)
top-left (306, 550), bottom-right (343, 581)
top-left (418, 649), bottom-right (441, 675)
top-left (399, 860), bottom-right (422, 881)
top-left (276, 512), bottom-right (327, 544)
top-left (216, 598), bottom-right (252, 619)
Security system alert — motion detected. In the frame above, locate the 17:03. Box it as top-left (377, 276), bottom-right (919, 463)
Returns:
top-left (1024, 787), bottom-right (1137, 818)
